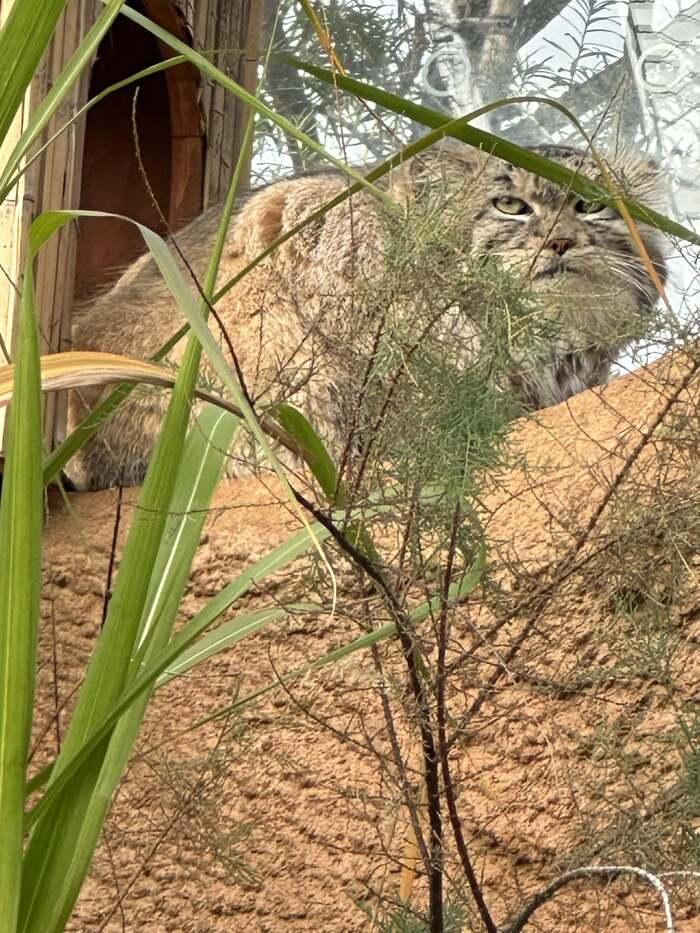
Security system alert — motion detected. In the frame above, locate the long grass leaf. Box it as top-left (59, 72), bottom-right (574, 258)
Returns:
top-left (155, 603), bottom-right (320, 686)
top-left (22, 405), bottom-right (236, 930)
top-left (39, 327), bottom-right (188, 485)
top-left (134, 404), bottom-right (239, 656)
top-left (25, 520), bottom-right (329, 826)
top-left (189, 543), bottom-right (487, 733)
top-left (0, 220), bottom-right (44, 931)
top-left (0, 351), bottom-right (225, 404)
top-left (279, 55), bottom-right (700, 248)
top-left (0, 0), bottom-right (67, 148)
top-left (19, 214), bottom-right (207, 932)
top-left (0, 351), bottom-right (301, 461)
top-left (134, 213), bottom-right (339, 611)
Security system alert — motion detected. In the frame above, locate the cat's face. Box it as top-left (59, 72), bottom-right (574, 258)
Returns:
top-left (394, 142), bottom-right (668, 407)
top-left (468, 145), bottom-right (666, 321)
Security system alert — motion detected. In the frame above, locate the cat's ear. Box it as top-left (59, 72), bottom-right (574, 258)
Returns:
top-left (389, 139), bottom-right (486, 205)
top-left (605, 150), bottom-right (668, 212)
top-left (228, 182), bottom-right (290, 257)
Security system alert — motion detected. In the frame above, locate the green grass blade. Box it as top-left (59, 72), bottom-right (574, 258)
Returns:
top-left (0, 0), bottom-right (67, 148)
top-left (192, 542), bottom-right (487, 732)
top-left (0, 223), bottom-right (44, 932)
top-left (279, 54), bottom-right (700, 248)
top-left (20, 435), bottom-right (192, 927)
top-left (19, 214), bottom-right (207, 932)
top-left (135, 218), bottom-right (339, 604)
top-left (271, 402), bottom-right (386, 558)
top-left (21, 404), bottom-right (237, 931)
top-left (133, 404), bottom-right (239, 659)
top-left (0, 0), bottom-right (125, 202)
top-left (273, 403), bottom-right (342, 503)
top-left (155, 603), bottom-right (320, 686)
top-left (25, 520), bottom-right (329, 827)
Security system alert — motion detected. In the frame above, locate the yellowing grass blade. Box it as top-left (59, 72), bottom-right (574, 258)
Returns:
top-left (0, 351), bottom-right (237, 416)
top-left (36, 355), bottom-right (299, 485)
top-left (0, 351), bottom-right (182, 401)
top-left (0, 351), bottom-right (303, 479)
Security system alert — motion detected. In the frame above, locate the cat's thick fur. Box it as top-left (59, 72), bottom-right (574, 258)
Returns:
top-left (67, 142), bottom-right (667, 490)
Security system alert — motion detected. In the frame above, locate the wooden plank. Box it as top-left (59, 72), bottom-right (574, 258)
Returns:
top-left (42, 1), bottom-right (95, 442)
top-left (218, 0), bottom-right (237, 200)
top-left (197, 0), bottom-right (260, 205)
top-left (190, 0), bottom-right (215, 205)
top-left (32, 0), bottom-right (97, 447)
top-left (178, 0), bottom-right (259, 206)
top-left (237, 0), bottom-right (263, 184)
top-left (207, 0), bottom-right (227, 204)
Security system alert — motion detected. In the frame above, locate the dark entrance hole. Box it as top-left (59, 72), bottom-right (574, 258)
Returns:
top-left (75, 1), bottom-right (203, 298)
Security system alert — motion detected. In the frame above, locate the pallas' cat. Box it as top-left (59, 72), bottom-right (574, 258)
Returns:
top-left (67, 142), bottom-right (666, 490)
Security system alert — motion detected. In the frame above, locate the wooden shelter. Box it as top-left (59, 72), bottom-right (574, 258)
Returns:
top-left (0, 0), bottom-right (262, 445)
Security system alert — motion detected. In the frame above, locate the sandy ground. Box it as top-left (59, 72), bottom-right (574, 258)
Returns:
top-left (35, 349), bottom-right (700, 932)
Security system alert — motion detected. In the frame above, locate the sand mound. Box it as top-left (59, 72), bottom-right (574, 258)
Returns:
top-left (38, 349), bottom-right (700, 931)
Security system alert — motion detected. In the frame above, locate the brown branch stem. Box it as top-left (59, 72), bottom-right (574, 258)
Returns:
top-left (436, 504), bottom-right (497, 933)
top-left (289, 485), bottom-right (445, 931)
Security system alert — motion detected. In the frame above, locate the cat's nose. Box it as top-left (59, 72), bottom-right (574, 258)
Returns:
top-left (546, 236), bottom-right (574, 256)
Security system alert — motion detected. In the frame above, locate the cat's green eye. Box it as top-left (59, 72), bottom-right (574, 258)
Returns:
top-left (493, 196), bottom-right (532, 216)
top-left (575, 198), bottom-right (606, 215)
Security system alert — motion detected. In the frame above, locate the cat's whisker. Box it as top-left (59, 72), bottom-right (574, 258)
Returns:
top-left (601, 256), bottom-right (653, 287)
